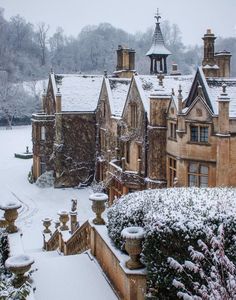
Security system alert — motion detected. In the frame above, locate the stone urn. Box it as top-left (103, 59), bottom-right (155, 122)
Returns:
top-left (5, 254), bottom-right (34, 287)
top-left (42, 217), bottom-right (52, 234)
top-left (58, 211), bottom-right (69, 231)
top-left (89, 193), bottom-right (108, 225)
top-left (54, 220), bottom-right (60, 229)
top-left (121, 226), bottom-right (145, 270)
top-left (0, 201), bottom-right (22, 233)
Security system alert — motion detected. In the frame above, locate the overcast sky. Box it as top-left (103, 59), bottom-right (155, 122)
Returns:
top-left (0, 0), bottom-right (236, 45)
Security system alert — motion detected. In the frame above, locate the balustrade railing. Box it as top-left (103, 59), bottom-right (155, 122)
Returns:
top-left (43, 229), bottom-right (60, 251)
top-left (64, 221), bottom-right (91, 256)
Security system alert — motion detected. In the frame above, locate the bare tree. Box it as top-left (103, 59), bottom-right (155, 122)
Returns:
top-left (0, 71), bottom-right (18, 128)
top-left (36, 22), bottom-right (49, 66)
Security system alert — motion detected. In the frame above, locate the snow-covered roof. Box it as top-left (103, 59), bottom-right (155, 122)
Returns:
top-left (135, 74), bottom-right (194, 117)
top-left (106, 78), bottom-right (130, 117)
top-left (146, 22), bottom-right (171, 56)
top-left (197, 67), bottom-right (236, 117)
top-left (207, 78), bottom-right (236, 117)
top-left (51, 74), bottom-right (103, 112)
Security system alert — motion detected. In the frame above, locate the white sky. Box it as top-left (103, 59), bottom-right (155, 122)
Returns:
top-left (0, 0), bottom-right (236, 45)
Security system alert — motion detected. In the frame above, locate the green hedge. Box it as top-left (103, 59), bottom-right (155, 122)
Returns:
top-left (107, 188), bottom-right (236, 299)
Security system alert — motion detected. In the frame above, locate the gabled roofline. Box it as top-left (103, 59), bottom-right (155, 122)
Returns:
top-left (185, 67), bottom-right (214, 113)
top-left (167, 95), bottom-right (177, 116)
top-left (49, 73), bottom-right (57, 100)
top-left (184, 94), bottom-right (214, 118)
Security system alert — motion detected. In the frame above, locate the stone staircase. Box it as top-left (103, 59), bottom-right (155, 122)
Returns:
top-left (7, 224), bottom-right (118, 300)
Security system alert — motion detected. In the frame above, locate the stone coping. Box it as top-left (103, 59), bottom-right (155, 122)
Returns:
top-left (89, 220), bottom-right (146, 276)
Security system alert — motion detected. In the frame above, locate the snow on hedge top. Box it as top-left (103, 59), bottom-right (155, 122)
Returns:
top-left (109, 188), bottom-right (236, 234)
top-left (54, 74), bottom-right (103, 112)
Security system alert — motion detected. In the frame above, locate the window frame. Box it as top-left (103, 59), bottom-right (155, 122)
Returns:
top-left (169, 122), bottom-right (177, 140)
top-left (169, 157), bottom-right (177, 187)
top-left (188, 162), bottom-right (208, 188)
top-left (189, 124), bottom-right (209, 144)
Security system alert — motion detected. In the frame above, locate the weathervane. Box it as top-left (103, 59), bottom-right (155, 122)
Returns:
top-left (155, 8), bottom-right (161, 23)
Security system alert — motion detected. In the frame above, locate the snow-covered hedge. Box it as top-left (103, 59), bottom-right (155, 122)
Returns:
top-left (107, 188), bottom-right (236, 299)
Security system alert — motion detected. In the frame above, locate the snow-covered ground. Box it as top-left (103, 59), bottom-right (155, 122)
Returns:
top-left (0, 126), bottom-right (117, 300)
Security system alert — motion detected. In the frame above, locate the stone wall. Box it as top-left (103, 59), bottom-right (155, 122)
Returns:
top-left (31, 113), bottom-right (55, 180)
top-left (54, 112), bottom-right (96, 187)
top-left (90, 225), bottom-right (146, 300)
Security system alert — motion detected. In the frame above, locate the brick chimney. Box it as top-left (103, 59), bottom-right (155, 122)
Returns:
top-left (114, 45), bottom-right (136, 78)
top-left (215, 51), bottom-right (232, 77)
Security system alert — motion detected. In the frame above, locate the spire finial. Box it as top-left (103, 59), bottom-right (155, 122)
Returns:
top-left (178, 85), bottom-right (183, 100)
top-left (155, 8), bottom-right (161, 23)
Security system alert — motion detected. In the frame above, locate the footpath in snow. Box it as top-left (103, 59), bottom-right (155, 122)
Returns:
top-left (0, 126), bottom-right (117, 300)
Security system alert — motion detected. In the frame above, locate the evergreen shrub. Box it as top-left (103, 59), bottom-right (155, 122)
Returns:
top-left (107, 188), bottom-right (236, 299)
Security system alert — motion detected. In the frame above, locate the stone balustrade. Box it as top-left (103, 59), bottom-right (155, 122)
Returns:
top-left (43, 229), bottom-right (60, 251)
top-left (64, 220), bottom-right (90, 255)
top-left (109, 160), bottom-right (145, 187)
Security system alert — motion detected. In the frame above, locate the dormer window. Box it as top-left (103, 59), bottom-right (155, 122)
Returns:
top-left (131, 103), bottom-right (137, 128)
top-left (190, 125), bottom-right (209, 143)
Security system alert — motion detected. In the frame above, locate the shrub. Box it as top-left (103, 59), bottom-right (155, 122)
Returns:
top-left (169, 224), bottom-right (236, 299)
top-left (107, 188), bottom-right (236, 299)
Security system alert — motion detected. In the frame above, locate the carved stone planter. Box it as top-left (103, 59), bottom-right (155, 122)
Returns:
top-left (42, 218), bottom-right (52, 234)
top-left (0, 201), bottom-right (22, 233)
top-left (121, 226), bottom-right (145, 270)
top-left (5, 254), bottom-right (34, 287)
top-left (89, 193), bottom-right (108, 225)
top-left (58, 211), bottom-right (69, 231)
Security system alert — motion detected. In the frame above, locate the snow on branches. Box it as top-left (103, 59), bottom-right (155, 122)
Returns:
top-left (169, 224), bottom-right (236, 300)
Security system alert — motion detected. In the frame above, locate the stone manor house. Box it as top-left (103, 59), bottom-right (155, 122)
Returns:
top-left (32, 13), bottom-right (236, 203)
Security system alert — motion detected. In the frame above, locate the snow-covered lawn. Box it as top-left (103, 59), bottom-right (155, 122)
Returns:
top-left (0, 126), bottom-right (117, 300)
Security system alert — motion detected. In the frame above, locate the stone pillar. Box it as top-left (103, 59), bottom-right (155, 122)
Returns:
top-left (216, 84), bottom-right (230, 186)
top-left (42, 89), bottom-right (46, 113)
top-left (70, 211), bottom-right (78, 234)
top-left (56, 88), bottom-right (62, 113)
top-left (138, 159), bottom-right (142, 175)
top-left (148, 91), bottom-right (170, 182)
top-left (121, 157), bottom-right (125, 171)
top-left (150, 58), bottom-right (153, 74)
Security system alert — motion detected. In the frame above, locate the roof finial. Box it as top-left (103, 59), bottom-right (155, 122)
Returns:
top-left (155, 8), bottom-right (161, 23)
top-left (157, 71), bottom-right (164, 86)
top-left (222, 83), bottom-right (227, 94)
top-left (178, 85), bottom-right (183, 100)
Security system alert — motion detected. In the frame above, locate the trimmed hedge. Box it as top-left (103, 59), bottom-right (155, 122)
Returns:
top-left (107, 188), bottom-right (236, 299)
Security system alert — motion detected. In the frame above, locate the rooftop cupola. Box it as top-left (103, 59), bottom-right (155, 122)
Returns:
top-left (146, 9), bottom-right (171, 75)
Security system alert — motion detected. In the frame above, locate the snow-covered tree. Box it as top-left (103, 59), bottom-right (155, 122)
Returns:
top-left (169, 224), bottom-right (236, 300)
